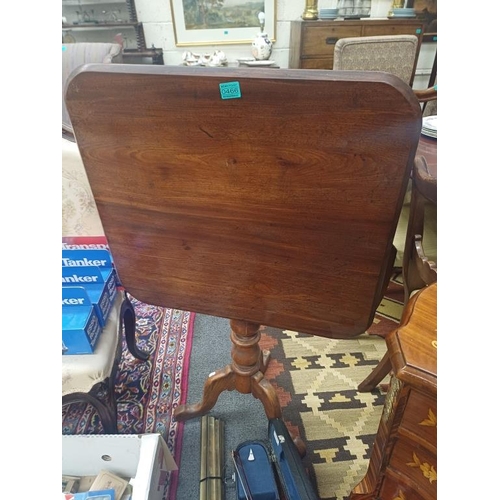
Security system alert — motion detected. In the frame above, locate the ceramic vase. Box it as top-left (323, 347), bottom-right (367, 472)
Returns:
top-left (251, 32), bottom-right (272, 60)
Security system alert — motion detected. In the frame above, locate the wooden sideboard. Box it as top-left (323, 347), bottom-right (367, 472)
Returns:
top-left (350, 283), bottom-right (437, 500)
top-left (289, 19), bottom-right (425, 85)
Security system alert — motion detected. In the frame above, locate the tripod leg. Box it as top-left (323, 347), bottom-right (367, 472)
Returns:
top-left (250, 371), bottom-right (282, 419)
top-left (174, 365), bottom-right (236, 421)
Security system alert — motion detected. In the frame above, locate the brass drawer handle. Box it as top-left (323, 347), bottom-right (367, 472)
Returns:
top-left (325, 37), bottom-right (339, 45)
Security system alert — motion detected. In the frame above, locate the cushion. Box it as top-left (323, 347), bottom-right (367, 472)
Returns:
top-left (333, 35), bottom-right (419, 85)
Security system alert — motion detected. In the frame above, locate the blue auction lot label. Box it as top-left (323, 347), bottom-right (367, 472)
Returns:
top-left (219, 81), bottom-right (241, 100)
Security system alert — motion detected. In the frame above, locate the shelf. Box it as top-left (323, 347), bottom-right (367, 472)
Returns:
top-left (124, 48), bottom-right (159, 54)
top-left (62, 0), bottom-right (126, 4)
top-left (123, 48), bottom-right (164, 65)
top-left (62, 0), bottom-right (160, 64)
top-left (62, 22), bottom-right (140, 30)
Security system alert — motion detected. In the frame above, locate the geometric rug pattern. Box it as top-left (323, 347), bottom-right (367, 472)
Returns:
top-left (62, 295), bottom-right (195, 500)
top-left (260, 275), bottom-right (404, 499)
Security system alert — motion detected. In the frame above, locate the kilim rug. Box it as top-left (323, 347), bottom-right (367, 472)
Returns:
top-left (259, 274), bottom-right (405, 500)
top-left (62, 296), bottom-right (195, 500)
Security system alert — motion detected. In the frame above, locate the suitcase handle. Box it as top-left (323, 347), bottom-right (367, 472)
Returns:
top-left (232, 450), bottom-right (254, 500)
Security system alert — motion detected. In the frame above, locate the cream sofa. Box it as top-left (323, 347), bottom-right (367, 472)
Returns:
top-left (62, 42), bottom-right (123, 235)
top-left (62, 138), bottom-right (104, 237)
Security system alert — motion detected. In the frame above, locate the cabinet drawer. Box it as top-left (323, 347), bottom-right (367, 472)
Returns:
top-left (388, 439), bottom-right (437, 499)
top-left (400, 389), bottom-right (436, 451)
top-left (362, 24), bottom-right (422, 37)
top-left (300, 58), bottom-right (333, 70)
top-left (302, 24), bottom-right (362, 57)
top-left (380, 473), bottom-right (427, 500)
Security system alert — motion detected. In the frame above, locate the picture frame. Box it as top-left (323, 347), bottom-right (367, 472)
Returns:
top-left (170, 0), bottom-right (276, 46)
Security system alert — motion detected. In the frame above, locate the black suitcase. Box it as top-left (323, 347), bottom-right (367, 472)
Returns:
top-left (232, 418), bottom-right (318, 500)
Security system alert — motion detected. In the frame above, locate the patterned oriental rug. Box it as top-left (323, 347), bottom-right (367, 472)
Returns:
top-left (62, 297), bottom-right (195, 500)
top-left (259, 274), bottom-right (405, 500)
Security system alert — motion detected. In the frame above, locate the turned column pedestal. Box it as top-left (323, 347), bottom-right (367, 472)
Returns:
top-left (174, 319), bottom-right (281, 422)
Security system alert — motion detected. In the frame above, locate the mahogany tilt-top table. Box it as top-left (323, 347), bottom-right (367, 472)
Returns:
top-left (65, 65), bottom-right (422, 421)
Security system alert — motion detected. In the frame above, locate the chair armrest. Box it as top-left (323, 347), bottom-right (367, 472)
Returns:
top-left (414, 86), bottom-right (437, 103)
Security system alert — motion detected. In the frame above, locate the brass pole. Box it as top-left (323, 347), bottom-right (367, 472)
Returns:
top-left (218, 418), bottom-right (225, 499)
top-left (215, 418), bottom-right (221, 499)
top-left (208, 416), bottom-right (216, 498)
top-left (200, 415), bottom-right (208, 500)
top-left (200, 415), bottom-right (225, 500)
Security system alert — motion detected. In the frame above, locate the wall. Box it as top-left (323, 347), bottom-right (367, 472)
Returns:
top-left (134, 0), bottom-right (436, 87)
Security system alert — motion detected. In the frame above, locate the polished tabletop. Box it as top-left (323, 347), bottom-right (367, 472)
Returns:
top-left (66, 65), bottom-right (422, 339)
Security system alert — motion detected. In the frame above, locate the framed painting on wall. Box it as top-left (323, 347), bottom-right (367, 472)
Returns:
top-left (170, 0), bottom-right (276, 46)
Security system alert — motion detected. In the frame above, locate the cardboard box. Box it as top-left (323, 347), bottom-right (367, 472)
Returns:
top-left (62, 266), bottom-right (116, 326)
top-left (62, 249), bottom-right (113, 268)
top-left (62, 236), bottom-right (110, 251)
top-left (63, 491), bottom-right (115, 500)
top-left (61, 240), bottom-right (122, 287)
top-left (62, 249), bottom-right (119, 305)
top-left (90, 471), bottom-right (128, 499)
top-left (62, 249), bottom-right (121, 294)
top-left (62, 434), bottom-right (177, 500)
top-left (62, 287), bottom-right (102, 355)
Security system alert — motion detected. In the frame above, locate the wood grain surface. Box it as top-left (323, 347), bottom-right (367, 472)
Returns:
top-left (66, 65), bottom-right (422, 338)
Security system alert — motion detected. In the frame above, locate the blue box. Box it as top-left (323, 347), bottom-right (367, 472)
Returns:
top-left (62, 287), bottom-right (102, 355)
top-left (99, 267), bottom-right (117, 305)
top-left (62, 248), bottom-right (122, 288)
top-left (62, 265), bottom-right (116, 327)
top-left (63, 490), bottom-right (115, 500)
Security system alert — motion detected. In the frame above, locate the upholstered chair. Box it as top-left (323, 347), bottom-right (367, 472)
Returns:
top-left (332, 38), bottom-right (437, 393)
top-left (62, 42), bottom-right (123, 136)
top-left (333, 34), bottom-right (419, 85)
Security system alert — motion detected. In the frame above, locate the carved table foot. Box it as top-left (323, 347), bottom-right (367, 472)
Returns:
top-left (174, 365), bottom-right (236, 421)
